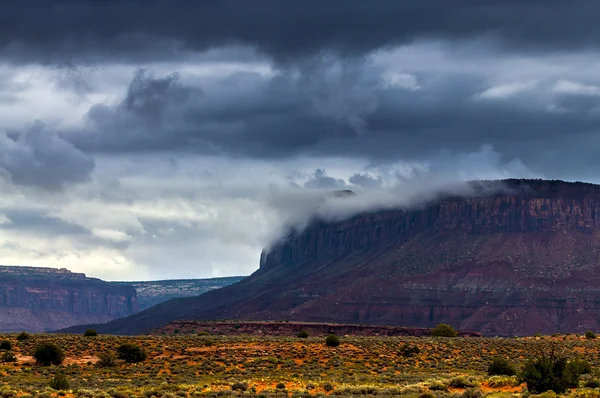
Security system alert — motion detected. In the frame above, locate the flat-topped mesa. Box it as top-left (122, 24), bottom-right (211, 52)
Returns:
top-left (260, 179), bottom-right (600, 272)
top-left (0, 265), bottom-right (91, 280)
top-left (0, 266), bottom-right (138, 332)
top-left (66, 179), bottom-right (600, 337)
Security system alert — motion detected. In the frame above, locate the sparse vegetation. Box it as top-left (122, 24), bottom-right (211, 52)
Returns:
top-left (0, 329), bottom-right (595, 397)
top-left (117, 343), bottom-right (147, 363)
top-left (431, 323), bottom-right (458, 337)
top-left (33, 342), bottom-right (65, 366)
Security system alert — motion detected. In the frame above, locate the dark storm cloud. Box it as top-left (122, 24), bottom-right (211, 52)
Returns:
top-left (3, 0), bottom-right (600, 64)
top-left (0, 123), bottom-right (95, 190)
top-left (62, 63), bottom-right (600, 179)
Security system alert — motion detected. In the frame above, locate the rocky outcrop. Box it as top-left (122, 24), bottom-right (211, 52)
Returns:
top-left (64, 179), bottom-right (600, 336)
top-left (0, 266), bottom-right (137, 332)
top-left (155, 320), bottom-right (481, 337)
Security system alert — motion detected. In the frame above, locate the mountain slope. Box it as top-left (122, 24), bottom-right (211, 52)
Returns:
top-left (65, 179), bottom-right (600, 336)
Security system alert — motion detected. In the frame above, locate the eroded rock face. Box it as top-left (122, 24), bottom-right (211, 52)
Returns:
top-left (69, 179), bottom-right (600, 336)
top-left (0, 266), bottom-right (137, 332)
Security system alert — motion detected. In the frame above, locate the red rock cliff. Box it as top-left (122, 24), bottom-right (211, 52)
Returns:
top-left (71, 179), bottom-right (600, 336)
top-left (0, 266), bottom-right (138, 332)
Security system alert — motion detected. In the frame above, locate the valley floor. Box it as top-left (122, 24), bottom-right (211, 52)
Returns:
top-left (0, 333), bottom-right (599, 397)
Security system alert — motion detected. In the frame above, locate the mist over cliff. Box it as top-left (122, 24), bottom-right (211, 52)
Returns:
top-left (62, 178), bottom-right (600, 337)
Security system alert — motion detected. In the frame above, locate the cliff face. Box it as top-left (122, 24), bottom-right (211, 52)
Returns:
top-left (0, 266), bottom-right (138, 332)
top-left (70, 179), bottom-right (600, 336)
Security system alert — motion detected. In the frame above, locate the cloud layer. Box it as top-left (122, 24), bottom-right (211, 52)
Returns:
top-left (0, 1), bottom-right (598, 279)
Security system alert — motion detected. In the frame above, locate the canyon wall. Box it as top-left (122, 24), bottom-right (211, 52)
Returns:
top-left (0, 266), bottom-right (138, 332)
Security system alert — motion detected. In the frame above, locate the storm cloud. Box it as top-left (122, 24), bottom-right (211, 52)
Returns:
top-left (3, 1), bottom-right (600, 64)
top-left (0, 1), bottom-right (599, 280)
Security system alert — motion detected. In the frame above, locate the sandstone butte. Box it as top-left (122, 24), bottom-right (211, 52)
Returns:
top-left (63, 179), bottom-right (600, 336)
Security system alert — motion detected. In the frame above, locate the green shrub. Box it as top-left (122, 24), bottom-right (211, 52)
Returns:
top-left (449, 376), bottom-right (477, 388)
top-left (431, 323), bottom-right (458, 337)
top-left (0, 340), bottom-right (12, 351)
top-left (96, 352), bottom-right (117, 368)
top-left (399, 342), bottom-right (421, 357)
top-left (1, 351), bottom-right (16, 363)
top-left (231, 382), bottom-right (248, 392)
top-left (16, 331), bottom-right (30, 341)
top-left (519, 348), bottom-right (586, 393)
top-left (488, 356), bottom-right (517, 376)
top-left (34, 342), bottom-right (65, 366)
top-left (585, 379), bottom-right (600, 388)
top-left (487, 376), bottom-right (518, 388)
top-left (83, 329), bottom-right (98, 337)
top-left (461, 388), bottom-right (483, 398)
top-left (325, 334), bottom-right (340, 347)
top-left (323, 383), bottom-right (334, 392)
top-left (427, 379), bottom-right (449, 391)
top-left (49, 372), bottom-right (70, 391)
top-left (276, 383), bottom-right (286, 390)
top-left (117, 343), bottom-right (147, 363)
top-left (297, 330), bottom-right (309, 338)
top-left (585, 330), bottom-right (597, 339)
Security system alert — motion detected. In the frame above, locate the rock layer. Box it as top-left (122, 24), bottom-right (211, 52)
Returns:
top-left (0, 266), bottom-right (137, 332)
top-left (64, 179), bottom-right (600, 336)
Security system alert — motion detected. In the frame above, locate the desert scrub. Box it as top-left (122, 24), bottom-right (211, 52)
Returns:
top-left (487, 376), bottom-right (518, 387)
top-left (34, 342), bottom-right (65, 366)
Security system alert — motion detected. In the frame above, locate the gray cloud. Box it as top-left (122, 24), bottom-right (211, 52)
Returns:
top-left (0, 124), bottom-right (95, 190)
top-left (56, 61), bottom-right (600, 181)
top-left (304, 169), bottom-right (348, 189)
top-left (3, 1), bottom-right (600, 64)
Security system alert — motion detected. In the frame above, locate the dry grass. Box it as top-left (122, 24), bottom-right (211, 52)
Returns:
top-left (0, 332), bottom-right (598, 397)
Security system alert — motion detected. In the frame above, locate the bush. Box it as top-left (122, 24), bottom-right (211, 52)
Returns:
top-left (34, 342), bottom-right (65, 366)
top-left (462, 389), bottom-right (483, 398)
top-left (1, 351), bottom-right (16, 363)
top-left (49, 373), bottom-right (70, 391)
top-left (488, 356), bottom-right (517, 376)
top-left (117, 343), bottom-right (147, 363)
top-left (399, 342), bottom-right (421, 357)
top-left (96, 352), bottom-right (117, 368)
top-left (323, 383), bottom-right (334, 392)
top-left (83, 329), bottom-right (98, 337)
top-left (585, 330), bottom-right (597, 339)
top-left (431, 323), bottom-right (458, 337)
top-left (0, 340), bottom-right (12, 351)
top-left (449, 376), bottom-right (477, 389)
top-left (585, 379), bottom-right (600, 389)
top-left (16, 331), bottom-right (30, 341)
top-left (519, 347), bottom-right (586, 393)
top-left (276, 383), bottom-right (286, 390)
top-left (231, 382), bottom-right (248, 392)
top-left (297, 330), bottom-right (309, 338)
top-left (325, 334), bottom-right (340, 347)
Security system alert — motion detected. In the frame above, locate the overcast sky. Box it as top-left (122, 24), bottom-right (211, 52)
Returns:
top-left (1, 0), bottom-right (600, 280)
